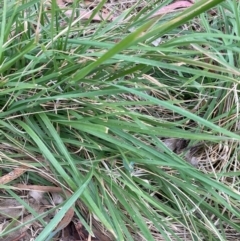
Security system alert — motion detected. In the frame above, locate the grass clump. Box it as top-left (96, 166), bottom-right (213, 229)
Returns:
top-left (1, 0), bottom-right (240, 240)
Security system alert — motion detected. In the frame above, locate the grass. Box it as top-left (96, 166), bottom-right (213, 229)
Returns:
top-left (1, 0), bottom-right (240, 240)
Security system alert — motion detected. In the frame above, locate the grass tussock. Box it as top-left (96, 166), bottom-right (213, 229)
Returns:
top-left (1, 0), bottom-right (240, 240)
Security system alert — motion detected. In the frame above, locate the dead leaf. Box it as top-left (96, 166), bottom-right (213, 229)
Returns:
top-left (15, 185), bottom-right (75, 232)
top-left (149, 1), bottom-right (193, 19)
top-left (29, 190), bottom-right (44, 203)
top-left (0, 165), bottom-right (28, 184)
top-left (0, 198), bottom-right (24, 221)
